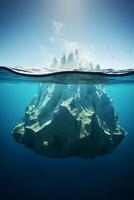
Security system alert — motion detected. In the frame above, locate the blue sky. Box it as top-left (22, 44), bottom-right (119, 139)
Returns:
top-left (0, 0), bottom-right (134, 68)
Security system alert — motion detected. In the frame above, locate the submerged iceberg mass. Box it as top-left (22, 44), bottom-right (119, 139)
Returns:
top-left (12, 83), bottom-right (126, 159)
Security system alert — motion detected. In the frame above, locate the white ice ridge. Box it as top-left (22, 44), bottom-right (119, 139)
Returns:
top-left (49, 49), bottom-right (101, 72)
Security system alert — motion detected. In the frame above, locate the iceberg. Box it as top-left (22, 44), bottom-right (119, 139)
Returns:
top-left (12, 83), bottom-right (126, 159)
top-left (48, 49), bottom-right (101, 71)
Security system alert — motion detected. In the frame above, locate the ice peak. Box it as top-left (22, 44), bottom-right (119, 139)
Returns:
top-left (75, 48), bottom-right (79, 57)
top-left (49, 50), bottom-right (100, 71)
top-left (60, 54), bottom-right (66, 66)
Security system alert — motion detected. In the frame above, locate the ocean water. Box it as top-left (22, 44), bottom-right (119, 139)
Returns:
top-left (0, 68), bottom-right (134, 200)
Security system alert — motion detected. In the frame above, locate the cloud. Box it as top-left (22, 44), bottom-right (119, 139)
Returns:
top-left (50, 36), bottom-right (55, 43)
top-left (52, 20), bottom-right (66, 36)
top-left (62, 41), bottom-right (80, 53)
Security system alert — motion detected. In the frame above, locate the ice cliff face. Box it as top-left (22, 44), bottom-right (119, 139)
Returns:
top-left (12, 84), bottom-right (126, 159)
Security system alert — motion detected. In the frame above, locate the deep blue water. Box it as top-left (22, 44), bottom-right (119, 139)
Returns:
top-left (0, 75), bottom-right (134, 200)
